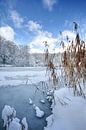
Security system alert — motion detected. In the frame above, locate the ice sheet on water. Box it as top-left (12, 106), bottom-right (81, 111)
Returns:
top-left (0, 67), bottom-right (48, 86)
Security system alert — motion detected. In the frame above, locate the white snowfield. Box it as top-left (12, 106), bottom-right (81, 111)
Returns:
top-left (0, 67), bottom-right (48, 86)
top-left (45, 87), bottom-right (86, 130)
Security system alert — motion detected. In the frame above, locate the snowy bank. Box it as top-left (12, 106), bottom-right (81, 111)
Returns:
top-left (45, 87), bottom-right (86, 130)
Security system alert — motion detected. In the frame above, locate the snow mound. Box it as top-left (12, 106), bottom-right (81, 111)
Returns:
top-left (22, 117), bottom-right (28, 130)
top-left (34, 106), bottom-right (44, 118)
top-left (28, 98), bottom-right (33, 104)
top-left (9, 118), bottom-right (21, 130)
top-left (40, 99), bottom-right (45, 104)
top-left (2, 105), bottom-right (16, 127)
top-left (46, 96), bottom-right (53, 102)
top-left (2, 105), bottom-right (28, 130)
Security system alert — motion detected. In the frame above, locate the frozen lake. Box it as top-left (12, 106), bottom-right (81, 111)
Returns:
top-left (0, 67), bottom-right (48, 86)
top-left (0, 67), bottom-right (52, 130)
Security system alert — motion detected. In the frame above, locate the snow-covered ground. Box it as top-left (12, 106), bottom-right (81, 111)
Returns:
top-left (0, 67), bottom-right (48, 86)
top-left (45, 87), bottom-right (86, 130)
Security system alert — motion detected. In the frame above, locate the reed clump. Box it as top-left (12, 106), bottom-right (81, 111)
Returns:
top-left (61, 22), bottom-right (86, 97)
top-left (44, 41), bottom-right (58, 89)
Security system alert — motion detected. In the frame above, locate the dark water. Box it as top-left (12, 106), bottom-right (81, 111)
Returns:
top-left (0, 84), bottom-right (52, 130)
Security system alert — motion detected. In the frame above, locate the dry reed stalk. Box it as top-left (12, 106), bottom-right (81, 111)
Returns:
top-left (61, 22), bottom-right (86, 97)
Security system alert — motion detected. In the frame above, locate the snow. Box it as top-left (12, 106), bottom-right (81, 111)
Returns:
top-left (40, 99), bottom-right (45, 104)
top-left (2, 105), bottom-right (29, 130)
top-left (33, 104), bottom-right (45, 118)
top-left (0, 67), bottom-right (48, 86)
top-left (2, 105), bottom-right (16, 127)
top-left (46, 90), bottom-right (54, 102)
top-left (1, 67), bottom-right (86, 130)
top-left (28, 98), bottom-right (33, 104)
top-left (33, 104), bottom-right (36, 108)
top-left (46, 96), bottom-right (53, 102)
top-left (22, 117), bottom-right (28, 130)
top-left (45, 114), bottom-right (53, 127)
top-left (9, 118), bottom-right (22, 130)
top-left (46, 90), bottom-right (54, 96)
top-left (45, 87), bottom-right (86, 130)
top-left (34, 106), bottom-right (44, 118)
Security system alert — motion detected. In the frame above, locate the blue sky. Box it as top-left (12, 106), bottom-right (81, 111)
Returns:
top-left (0, 0), bottom-right (86, 52)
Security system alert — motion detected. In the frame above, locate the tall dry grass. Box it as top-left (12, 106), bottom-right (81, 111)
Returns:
top-left (61, 22), bottom-right (86, 97)
top-left (44, 22), bottom-right (86, 97)
top-left (44, 41), bottom-right (58, 89)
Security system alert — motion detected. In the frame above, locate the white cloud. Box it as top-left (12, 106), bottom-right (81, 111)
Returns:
top-left (28, 21), bottom-right (76, 53)
top-left (0, 25), bottom-right (15, 41)
top-left (43, 0), bottom-right (56, 11)
top-left (10, 10), bottom-right (24, 28)
top-left (30, 48), bottom-right (43, 53)
top-left (58, 30), bottom-right (76, 49)
top-left (27, 20), bottom-right (58, 53)
top-left (62, 30), bottom-right (76, 40)
top-left (80, 23), bottom-right (86, 40)
top-left (27, 20), bottom-right (65, 53)
top-left (29, 28), bottom-right (58, 53)
top-left (27, 20), bottom-right (42, 33)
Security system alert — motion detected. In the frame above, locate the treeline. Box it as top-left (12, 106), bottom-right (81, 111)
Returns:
top-left (0, 35), bottom-right (61, 67)
top-left (0, 35), bottom-right (31, 66)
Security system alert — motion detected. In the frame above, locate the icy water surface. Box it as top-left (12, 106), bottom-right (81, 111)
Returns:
top-left (0, 84), bottom-right (52, 130)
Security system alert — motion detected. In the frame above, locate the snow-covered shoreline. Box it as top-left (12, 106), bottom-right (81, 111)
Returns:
top-left (45, 87), bottom-right (86, 130)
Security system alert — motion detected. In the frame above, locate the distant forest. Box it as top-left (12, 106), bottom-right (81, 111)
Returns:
top-left (0, 36), bottom-right (61, 67)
